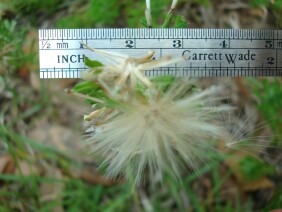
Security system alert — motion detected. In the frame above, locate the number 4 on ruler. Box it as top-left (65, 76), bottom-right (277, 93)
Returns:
top-left (220, 40), bottom-right (228, 48)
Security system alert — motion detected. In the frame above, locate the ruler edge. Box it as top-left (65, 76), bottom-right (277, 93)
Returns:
top-left (38, 28), bottom-right (282, 40)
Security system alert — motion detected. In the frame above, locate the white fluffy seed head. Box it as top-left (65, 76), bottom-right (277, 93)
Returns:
top-left (80, 47), bottom-right (234, 185)
top-left (85, 78), bottom-right (230, 185)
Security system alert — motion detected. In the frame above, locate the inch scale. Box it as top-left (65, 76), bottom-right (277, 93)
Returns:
top-left (38, 28), bottom-right (282, 78)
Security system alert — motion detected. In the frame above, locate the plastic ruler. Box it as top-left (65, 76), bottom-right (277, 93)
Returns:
top-left (38, 28), bottom-right (282, 78)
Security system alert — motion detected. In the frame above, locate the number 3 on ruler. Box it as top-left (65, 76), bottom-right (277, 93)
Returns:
top-left (173, 40), bottom-right (181, 48)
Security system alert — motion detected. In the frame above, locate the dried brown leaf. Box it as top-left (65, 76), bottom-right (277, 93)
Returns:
top-left (0, 155), bottom-right (15, 174)
top-left (28, 120), bottom-right (82, 156)
top-left (15, 160), bottom-right (38, 176)
top-left (40, 164), bottom-right (64, 212)
top-left (78, 169), bottom-right (123, 186)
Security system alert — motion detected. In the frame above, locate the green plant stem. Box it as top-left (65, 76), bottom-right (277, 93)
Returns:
top-left (162, 9), bottom-right (175, 28)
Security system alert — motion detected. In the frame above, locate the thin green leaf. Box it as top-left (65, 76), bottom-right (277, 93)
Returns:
top-left (85, 56), bottom-right (103, 68)
top-left (72, 81), bottom-right (100, 94)
top-left (151, 75), bottom-right (176, 90)
top-left (140, 17), bottom-right (148, 28)
top-left (174, 16), bottom-right (187, 28)
top-left (238, 156), bottom-right (276, 181)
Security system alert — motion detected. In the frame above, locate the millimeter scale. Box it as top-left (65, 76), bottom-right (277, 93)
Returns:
top-left (38, 28), bottom-right (282, 78)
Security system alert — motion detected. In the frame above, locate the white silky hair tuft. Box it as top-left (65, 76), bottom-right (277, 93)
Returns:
top-left (79, 46), bottom-right (236, 185)
top-left (84, 78), bottom-right (232, 184)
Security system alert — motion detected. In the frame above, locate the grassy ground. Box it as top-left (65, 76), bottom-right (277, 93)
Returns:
top-left (0, 0), bottom-right (282, 211)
